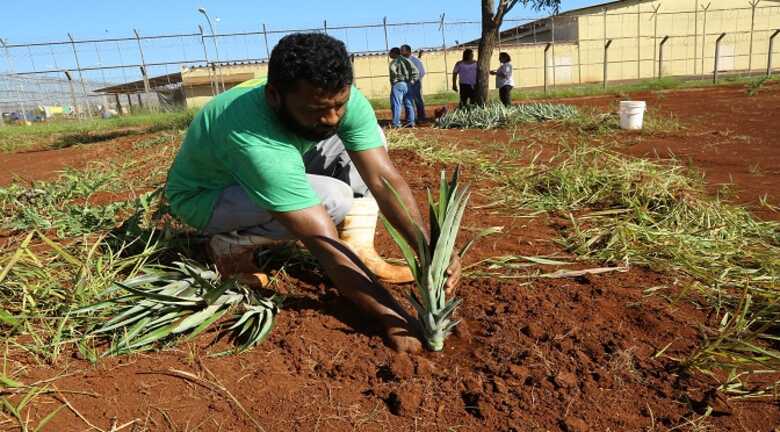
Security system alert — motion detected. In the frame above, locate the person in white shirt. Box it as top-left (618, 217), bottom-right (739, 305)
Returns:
top-left (400, 44), bottom-right (426, 121)
top-left (490, 52), bottom-right (514, 107)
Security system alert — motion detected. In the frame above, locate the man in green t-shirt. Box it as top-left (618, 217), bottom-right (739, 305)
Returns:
top-left (166, 33), bottom-right (460, 353)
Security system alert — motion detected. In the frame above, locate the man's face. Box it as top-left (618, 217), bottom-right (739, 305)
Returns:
top-left (274, 81), bottom-right (350, 141)
top-left (400, 48), bottom-right (411, 57)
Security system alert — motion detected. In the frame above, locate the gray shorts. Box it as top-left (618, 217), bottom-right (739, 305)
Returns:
top-left (202, 127), bottom-right (384, 240)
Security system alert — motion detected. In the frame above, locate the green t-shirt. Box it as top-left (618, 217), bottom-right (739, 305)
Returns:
top-left (165, 79), bottom-right (383, 230)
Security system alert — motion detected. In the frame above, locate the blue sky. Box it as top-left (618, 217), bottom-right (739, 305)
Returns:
top-left (0, 1), bottom-right (596, 85)
top-left (2, 1), bottom-right (595, 42)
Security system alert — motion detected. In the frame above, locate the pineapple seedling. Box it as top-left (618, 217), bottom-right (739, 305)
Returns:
top-left (76, 260), bottom-right (281, 355)
top-left (436, 102), bottom-right (578, 129)
top-left (383, 167), bottom-right (470, 351)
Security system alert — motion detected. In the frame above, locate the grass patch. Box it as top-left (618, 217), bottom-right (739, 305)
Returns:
top-left (0, 109), bottom-right (194, 153)
top-left (0, 163), bottom-right (143, 238)
top-left (0, 145), bottom-right (199, 361)
top-left (0, 193), bottom-right (174, 362)
top-left (132, 132), bottom-right (179, 150)
top-left (746, 76), bottom-right (771, 96)
top-left (562, 107), bottom-right (684, 137)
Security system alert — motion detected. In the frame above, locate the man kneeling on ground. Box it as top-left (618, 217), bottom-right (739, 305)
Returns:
top-left (165, 33), bottom-right (460, 353)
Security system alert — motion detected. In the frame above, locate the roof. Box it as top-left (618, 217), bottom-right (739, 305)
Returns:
top-left (550, 0), bottom-right (650, 16)
top-left (94, 72), bottom-right (182, 94)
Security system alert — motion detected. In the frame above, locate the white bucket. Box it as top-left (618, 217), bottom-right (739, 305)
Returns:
top-left (618, 101), bottom-right (646, 130)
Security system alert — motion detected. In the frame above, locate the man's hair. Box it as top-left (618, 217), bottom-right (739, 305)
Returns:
top-left (499, 52), bottom-right (511, 62)
top-left (268, 33), bottom-right (353, 93)
top-left (463, 48), bottom-right (474, 61)
top-left (389, 47), bottom-right (401, 56)
top-left (400, 44), bottom-right (412, 52)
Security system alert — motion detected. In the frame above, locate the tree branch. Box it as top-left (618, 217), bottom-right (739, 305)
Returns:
top-left (505, 0), bottom-right (522, 14)
top-left (494, 0), bottom-right (522, 26)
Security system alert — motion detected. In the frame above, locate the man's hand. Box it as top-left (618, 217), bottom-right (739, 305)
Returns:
top-left (445, 254), bottom-right (462, 296)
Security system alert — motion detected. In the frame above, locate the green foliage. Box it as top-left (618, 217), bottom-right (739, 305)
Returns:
top-left (0, 166), bottom-right (132, 237)
top-left (0, 185), bottom-right (187, 362)
top-left (132, 132), bottom-right (178, 150)
top-left (75, 260), bottom-right (281, 355)
top-left (746, 76), bottom-right (770, 96)
top-left (382, 168), bottom-right (469, 351)
top-left (436, 103), bottom-right (578, 129)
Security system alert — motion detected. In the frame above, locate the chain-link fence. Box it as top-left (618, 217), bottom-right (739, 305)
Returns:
top-left (1, 2), bottom-right (778, 123)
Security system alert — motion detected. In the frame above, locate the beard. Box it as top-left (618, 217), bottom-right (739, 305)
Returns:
top-left (276, 99), bottom-right (340, 142)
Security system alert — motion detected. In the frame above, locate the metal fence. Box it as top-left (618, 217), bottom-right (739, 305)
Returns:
top-left (1, 3), bottom-right (779, 122)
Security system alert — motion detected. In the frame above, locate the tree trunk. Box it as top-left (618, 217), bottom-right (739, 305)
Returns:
top-left (476, 25), bottom-right (498, 105)
top-left (477, 0), bottom-right (500, 105)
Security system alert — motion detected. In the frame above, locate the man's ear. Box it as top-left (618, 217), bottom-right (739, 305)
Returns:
top-left (266, 84), bottom-right (281, 110)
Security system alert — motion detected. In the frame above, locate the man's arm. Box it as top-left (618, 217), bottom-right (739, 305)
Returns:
top-left (269, 204), bottom-right (421, 352)
top-left (348, 146), bottom-right (461, 294)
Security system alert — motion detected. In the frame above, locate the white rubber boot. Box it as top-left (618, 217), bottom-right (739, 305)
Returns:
top-left (339, 197), bottom-right (414, 284)
top-left (207, 231), bottom-right (279, 279)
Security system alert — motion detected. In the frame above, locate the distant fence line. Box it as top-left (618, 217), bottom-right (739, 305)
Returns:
top-left (1, 4), bottom-right (779, 118)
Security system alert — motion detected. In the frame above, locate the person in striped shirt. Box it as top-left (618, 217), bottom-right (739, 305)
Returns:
top-left (388, 47), bottom-right (419, 128)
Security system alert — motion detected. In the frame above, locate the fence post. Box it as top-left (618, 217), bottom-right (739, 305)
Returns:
top-left (262, 24), bottom-right (270, 59)
top-left (383, 17), bottom-right (390, 52)
top-left (694, 2), bottom-right (699, 75)
top-left (383, 16), bottom-right (390, 76)
top-left (713, 32), bottom-right (726, 83)
top-left (0, 38), bottom-right (29, 123)
top-left (323, 20), bottom-right (328, 35)
top-left (544, 43), bottom-right (551, 94)
top-left (198, 25), bottom-right (216, 97)
top-left (440, 14), bottom-right (448, 93)
top-left (701, 2), bottom-right (711, 80)
top-left (748, 0), bottom-right (758, 73)
top-left (769, 29), bottom-right (780, 76)
top-left (636, 3), bottom-right (641, 79)
top-left (63, 70), bottom-right (78, 113)
top-left (652, 4), bottom-right (661, 78)
top-left (133, 29), bottom-right (151, 94)
top-left (551, 16), bottom-right (556, 87)
top-left (569, 14), bottom-right (582, 84)
top-left (576, 43), bottom-right (582, 85)
top-left (67, 33), bottom-right (93, 119)
top-left (658, 36), bottom-right (669, 78)
top-left (603, 39), bottom-right (612, 89)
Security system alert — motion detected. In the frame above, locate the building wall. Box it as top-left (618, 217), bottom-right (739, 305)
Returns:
top-left (577, 0), bottom-right (780, 82)
top-left (183, 0), bottom-right (780, 106)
